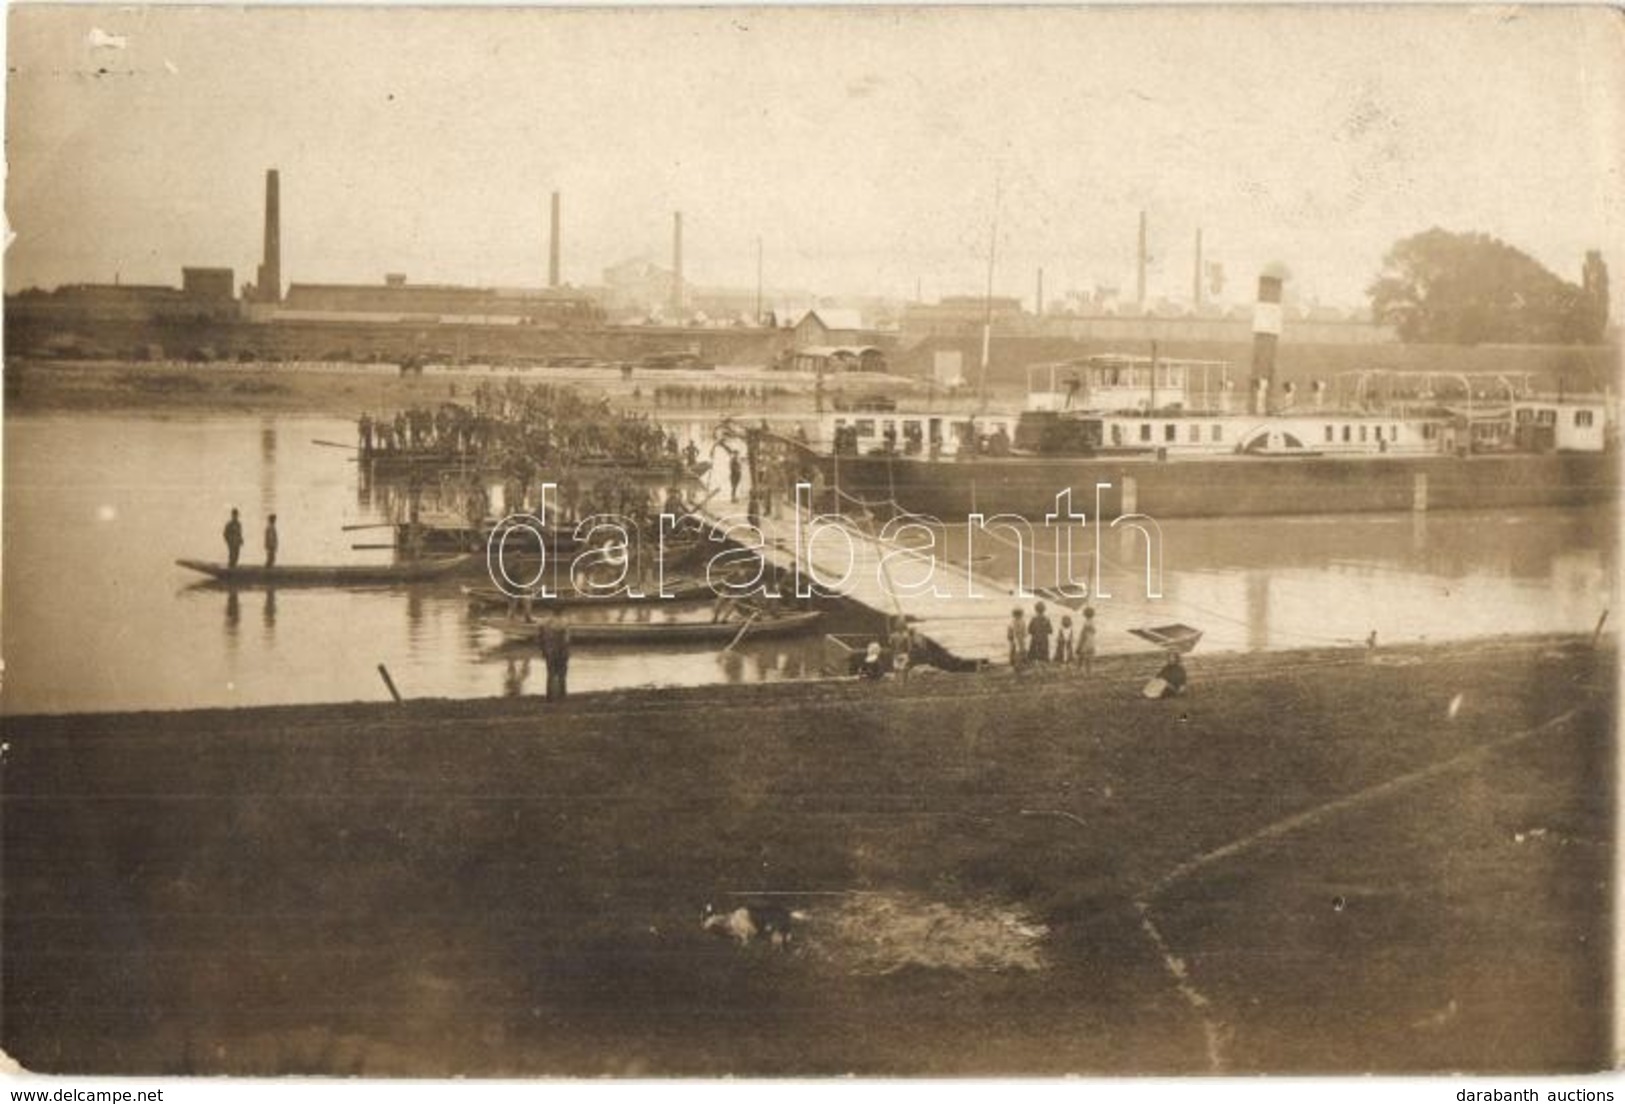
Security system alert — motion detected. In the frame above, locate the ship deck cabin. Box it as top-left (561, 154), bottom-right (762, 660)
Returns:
top-left (1500, 399), bottom-right (1610, 453)
top-left (826, 412), bottom-right (1018, 458)
top-left (1026, 354), bottom-right (1237, 415)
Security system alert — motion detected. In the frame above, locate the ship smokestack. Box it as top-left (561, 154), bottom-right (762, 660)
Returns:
top-left (671, 211), bottom-right (684, 315)
top-left (1250, 269), bottom-right (1285, 415)
top-left (549, 191), bottom-right (561, 288)
top-left (256, 169), bottom-right (281, 303)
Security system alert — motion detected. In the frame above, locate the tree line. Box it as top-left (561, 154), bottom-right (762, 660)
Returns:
top-left (1368, 228), bottom-right (1610, 345)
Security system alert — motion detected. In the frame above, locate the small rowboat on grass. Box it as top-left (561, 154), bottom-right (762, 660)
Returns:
top-left (1128, 623), bottom-right (1204, 654)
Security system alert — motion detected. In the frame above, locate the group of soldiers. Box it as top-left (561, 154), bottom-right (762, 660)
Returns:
top-left (357, 403), bottom-right (501, 457)
top-left (357, 380), bottom-right (691, 472)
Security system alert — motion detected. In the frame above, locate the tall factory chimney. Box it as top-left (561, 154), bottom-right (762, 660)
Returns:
top-left (548, 192), bottom-right (561, 288)
top-left (1193, 228), bottom-right (1204, 309)
top-left (256, 169), bottom-right (282, 303)
top-left (1136, 210), bottom-right (1147, 308)
top-left (671, 211), bottom-right (684, 315)
top-left (1250, 269), bottom-right (1285, 415)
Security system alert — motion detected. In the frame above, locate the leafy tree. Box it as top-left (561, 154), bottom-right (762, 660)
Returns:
top-left (1368, 228), bottom-right (1600, 345)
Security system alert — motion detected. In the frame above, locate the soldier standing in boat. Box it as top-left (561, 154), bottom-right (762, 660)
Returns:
top-left (264, 514), bottom-right (279, 569)
top-left (223, 508), bottom-right (244, 569)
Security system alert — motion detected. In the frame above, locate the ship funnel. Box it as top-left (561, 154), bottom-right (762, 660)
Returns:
top-left (1250, 271), bottom-right (1284, 415)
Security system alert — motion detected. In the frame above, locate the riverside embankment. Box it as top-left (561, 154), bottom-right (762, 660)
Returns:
top-left (3, 636), bottom-right (1613, 1076)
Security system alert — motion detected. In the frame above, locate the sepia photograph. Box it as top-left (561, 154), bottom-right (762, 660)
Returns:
top-left (1, 3), bottom-right (1619, 1080)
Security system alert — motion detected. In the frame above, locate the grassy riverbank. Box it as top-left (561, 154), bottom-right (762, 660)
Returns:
top-left (2, 357), bottom-right (918, 419)
top-left (2, 636), bottom-right (1614, 1075)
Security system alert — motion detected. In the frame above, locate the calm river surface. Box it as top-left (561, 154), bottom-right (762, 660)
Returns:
top-left (2, 411), bottom-right (1616, 714)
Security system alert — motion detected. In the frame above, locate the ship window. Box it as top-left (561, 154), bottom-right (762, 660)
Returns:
top-left (1324, 425), bottom-right (1334, 442)
top-left (1343, 425), bottom-right (1351, 443)
top-left (1164, 424), bottom-right (1177, 442)
top-left (855, 419), bottom-right (875, 437)
top-left (1422, 423), bottom-right (1437, 440)
top-left (1139, 423), bottom-right (1151, 442)
top-left (1111, 424), bottom-right (1124, 446)
top-left (1188, 424), bottom-right (1201, 442)
top-left (1576, 410), bottom-right (1594, 427)
top-left (1374, 426), bottom-right (1382, 442)
top-left (1359, 425), bottom-right (1368, 442)
top-left (1211, 425), bottom-right (1223, 442)
top-left (1538, 409), bottom-right (1557, 426)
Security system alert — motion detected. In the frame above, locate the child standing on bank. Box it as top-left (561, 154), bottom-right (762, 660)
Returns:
top-left (1077, 606), bottom-right (1097, 675)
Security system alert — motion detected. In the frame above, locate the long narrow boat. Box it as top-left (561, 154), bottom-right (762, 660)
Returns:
top-left (176, 554), bottom-right (473, 586)
top-left (481, 609), bottom-right (823, 645)
top-left (462, 579), bottom-right (716, 609)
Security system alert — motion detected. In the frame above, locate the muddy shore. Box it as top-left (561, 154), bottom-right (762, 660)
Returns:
top-left (2, 357), bottom-right (847, 418)
top-left (4, 357), bottom-right (514, 417)
top-left (3, 635), bottom-right (1614, 1075)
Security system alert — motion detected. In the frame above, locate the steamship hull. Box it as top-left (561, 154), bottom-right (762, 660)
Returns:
top-left (815, 450), bottom-right (1616, 520)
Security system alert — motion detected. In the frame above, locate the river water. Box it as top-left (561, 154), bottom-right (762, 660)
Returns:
top-left (2, 411), bottom-right (1615, 714)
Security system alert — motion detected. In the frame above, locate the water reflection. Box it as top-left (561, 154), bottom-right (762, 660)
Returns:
top-left (258, 419), bottom-right (277, 518)
top-left (1245, 572), bottom-right (1269, 652)
top-left (502, 656), bottom-right (532, 698)
top-left (0, 411), bottom-right (1615, 715)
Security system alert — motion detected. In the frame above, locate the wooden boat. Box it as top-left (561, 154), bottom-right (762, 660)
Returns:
top-left (481, 609), bottom-right (823, 645)
top-left (1128, 623), bottom-right (1203, 654)
top-left (176, 554), bottom-right (473, 586)
top-left (461, 579), bottom-right (715, 609)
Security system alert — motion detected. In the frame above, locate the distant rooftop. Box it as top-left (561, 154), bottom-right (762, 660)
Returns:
top-left (799, 308), bottom-right (867, 331)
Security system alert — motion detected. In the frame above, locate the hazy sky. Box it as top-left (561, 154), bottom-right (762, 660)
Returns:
top-left (5, 5), bottom-right (1623, 310)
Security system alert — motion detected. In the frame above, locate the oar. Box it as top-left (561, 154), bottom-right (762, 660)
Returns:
top-left (341, 522), bottom-right (398, 532)
top-left (313, 438), bottom-right (360, 451)
top-left (722, 610), bottom-right (761, 653)
top-left (352, 542), bottom-right (398, 550)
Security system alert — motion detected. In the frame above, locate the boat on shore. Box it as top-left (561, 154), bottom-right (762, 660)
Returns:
top-left (481, 608), bottom-right (823, 645)
top-left (176, 554), bottom-right (473, 586)
top-left (794, 356), bottom-right (1617, 520)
